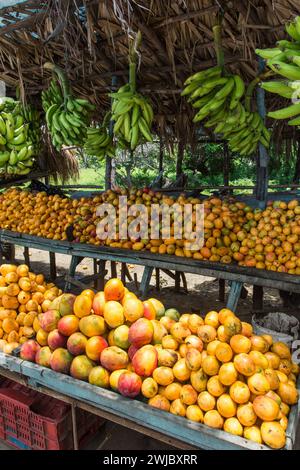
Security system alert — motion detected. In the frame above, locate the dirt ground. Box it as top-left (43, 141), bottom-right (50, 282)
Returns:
top-left (1, 246), bottom-right (299, 451)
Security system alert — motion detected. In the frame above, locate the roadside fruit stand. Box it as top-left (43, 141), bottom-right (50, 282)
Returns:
top-left (0, 0), bottom-right (300, 451)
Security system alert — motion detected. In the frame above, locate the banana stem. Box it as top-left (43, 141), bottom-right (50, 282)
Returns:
top-left (43, 62), bottom-right (71, 103)
top-left (213, 24), bottom-right (225, 70)
top-left (129, 61), bottom-right (136, 93)
top-left (244, 71), bottom-right (274, 112)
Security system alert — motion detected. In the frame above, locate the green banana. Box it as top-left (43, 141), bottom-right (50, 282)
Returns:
top-left (269, 61), bottom-right (300, 80)
top-left (184, 66), bottom-right (222, 86)
top-left (268, 102), bottom-right (300, 119)
top-left (255, 48), bottom-right (283, 60)
top-left (286, 20), bottom-right (300, 42)
top-left (260, 81), bottom-right (294, 98)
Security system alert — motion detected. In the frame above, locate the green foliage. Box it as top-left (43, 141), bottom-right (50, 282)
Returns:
top-left (73, 140), bottom-right (299, 191)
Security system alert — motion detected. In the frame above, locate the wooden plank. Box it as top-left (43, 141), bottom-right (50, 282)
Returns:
top-left (219, 279), bottom-right (225, 302)
top-left (139, 266), bottom-right (154, 298)
top-left (0, 368), bottom-right (194, 450)
top-left (253, 285), bottom-right (264, 311)
top-left (227, 281), bottom-right (243, 311)
top-left (1, 229), bottom-right (300, 293)
top-left (0, 354), bottom-right (271, 450)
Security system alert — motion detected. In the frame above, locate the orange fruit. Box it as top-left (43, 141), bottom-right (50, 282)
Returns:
top-left (148, 395), bottom-right (170, 412)
top-left (103, 301), bottom-right (124, 328)
top-left (203, 410), bottom-right (224, 429)
top-left (215, 342), bottom-right (233, 362)
top-left (104, 278), bottom-right (125, 301)
top-left (123, 297), bottom-right (144, 322)
top-left (197, 391), bottom-right (216, 411)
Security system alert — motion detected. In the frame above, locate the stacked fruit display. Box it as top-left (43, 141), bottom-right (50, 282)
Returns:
top-left (1, 188), bottom-right (300, 275)
top-left (234, 199), bottom-right (300, 274)
top-left (0, 97), bottom-right (37, 176)
top-left (256, 16), bottom-right (300, 124)
top-left (0, 187), bottom-right (75, 241)
top-left (0, 264), bottom-right (62, 354)
top-left (17, 279), bottom-right (299, 449)
top-left (42, 63), bottom-right (95, 151)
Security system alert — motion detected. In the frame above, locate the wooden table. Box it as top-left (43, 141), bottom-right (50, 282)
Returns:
top-left (0, 353), bottom-right (298, 450)
top-left (1, 229), bottom-right (300, 311)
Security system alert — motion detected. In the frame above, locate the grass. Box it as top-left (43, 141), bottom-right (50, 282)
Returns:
top-left (52, 167), bottom-right (106, 187)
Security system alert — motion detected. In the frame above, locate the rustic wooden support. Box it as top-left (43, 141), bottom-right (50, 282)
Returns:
top-left (49, 251), bottom-right (57, 280)
top-left (24, 246), bottom-right (30, 268)
top-left (139, 266), bottom-right (154, 298)
top-left (180, 272), bottom-right (188, 293)
top-left (155, 268), bottom-right (160, 291)
top-left (96, 259), bottom-right (106, 290)
top-left (65, 255), bottom-right (82, 291)
top-left (255, 57), bottom-right (269, 208)
top-left (253, 285), bottom-right (264, 311)
top-left (223, 142), bottom-right (230, 190)
top-left (174, 271), bottom-right (181, 292)
top-left (105, 75), bottom-right (117, 190)
top-left (121, 263), bottom-right (126, 285)
top-left (226, 281), bottom-right (243, 312)
top-left (71, 404), bottom-right (79, 451)
top-left (219, 279), bottom-right (226, 302)
top-left (110, 261), bottom-right (117, 278)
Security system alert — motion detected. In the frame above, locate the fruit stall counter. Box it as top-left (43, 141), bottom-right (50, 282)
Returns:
top-left (1, 229), bottom-right (300, 312)
top-left (0, 353), bottom-right (298, 450)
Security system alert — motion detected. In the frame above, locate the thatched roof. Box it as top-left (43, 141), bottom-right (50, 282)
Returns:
top-left (0, 0), bottom-right (300, 145)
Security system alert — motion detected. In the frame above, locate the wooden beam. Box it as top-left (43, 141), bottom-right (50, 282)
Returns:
top-left (153, 6), bottom-right (219, 28)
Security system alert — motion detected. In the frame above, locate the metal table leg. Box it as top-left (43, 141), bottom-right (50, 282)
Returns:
top-left (139, 266), bottom-right (154, 298)
top-left (226, 281), bottom-right (243, 312)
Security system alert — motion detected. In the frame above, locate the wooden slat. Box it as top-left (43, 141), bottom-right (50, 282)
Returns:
top-left (0, 354), bottom-right (272, 450)
top-left (1, 229), bottom-right (300, 293)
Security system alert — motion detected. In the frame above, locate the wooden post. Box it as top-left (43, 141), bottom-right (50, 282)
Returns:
top-left (253, 285), bottom-right (264, 311)
top-left (158, 137), bottom-right (164, 187)
top-left (176, 139), bottom-right (184, 179)
top-left (24, 247), bottom-right (31, 268)
top-left (219, 279), bottom-right (225, 302)
top-left (255, 57), bottom-right (269, 208)
top-left (223, 142), bottom-right (230, 190)
top-left (49, 252), bottom-right (57, 280)
top-left (105, 75), bottom-right (117, 190)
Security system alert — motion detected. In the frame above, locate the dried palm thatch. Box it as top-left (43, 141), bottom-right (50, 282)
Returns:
top-left (0, 0), bottom-right (300, 154)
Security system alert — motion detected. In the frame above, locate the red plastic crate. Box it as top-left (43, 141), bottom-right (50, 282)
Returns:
top-left (0, 378), bottom-right (104, 450)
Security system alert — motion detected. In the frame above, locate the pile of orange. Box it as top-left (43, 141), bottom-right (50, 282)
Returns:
top-left (0, 263), bottom-right (62, 353)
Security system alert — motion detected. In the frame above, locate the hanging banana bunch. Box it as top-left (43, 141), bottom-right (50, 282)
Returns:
top-left (84, 113), bottom-right (115, 160)
top-left (22, 104), bottom-right (41, 154)
top-left (42, 63), bottom-right (95, 151)
top-left (256, 16), bottom-right (300, 126)
top-left (110, 31), bottom-right (153, 150)
top-left (182, 25), bottom-right (270, 155)
top-left (0, 97), bottom-right (36, 177)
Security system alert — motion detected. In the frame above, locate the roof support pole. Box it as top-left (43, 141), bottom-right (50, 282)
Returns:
top-left (105, 75), bottom-right (117, 190)
top-left (255, 57), bottom-right (269, 208)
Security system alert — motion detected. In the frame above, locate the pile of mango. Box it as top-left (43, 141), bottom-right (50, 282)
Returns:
top-left (0, 264), bottom-right (62, 353)
top-left (0, 187), bottom-right (300, 275)
top-left (16, 278), bottom-right (299, 450)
